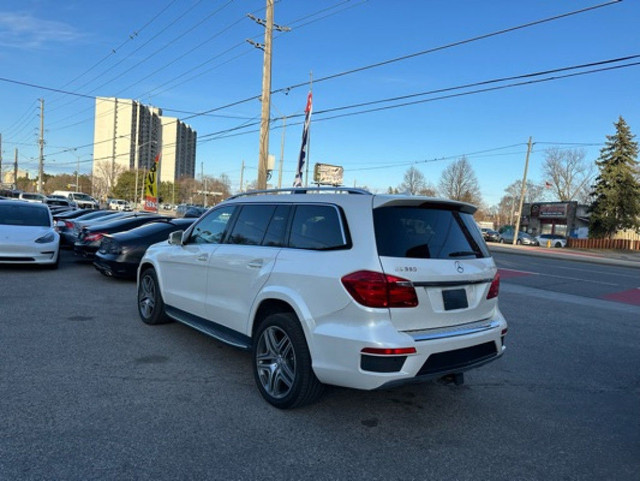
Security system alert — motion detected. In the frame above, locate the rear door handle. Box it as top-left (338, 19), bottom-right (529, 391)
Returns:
top-left (197, 254), bottom-right (209, 262)
top-left (248, 259), bottom-right (264, 269)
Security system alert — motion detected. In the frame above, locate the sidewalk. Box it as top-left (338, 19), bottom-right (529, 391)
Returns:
top-left (488, 242), bottom-right (640, 268)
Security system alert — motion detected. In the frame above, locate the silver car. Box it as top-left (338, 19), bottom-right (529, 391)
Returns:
top-left (499, 230), bottom-right (538, 246)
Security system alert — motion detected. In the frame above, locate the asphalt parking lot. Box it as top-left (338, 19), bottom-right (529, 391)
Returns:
top-left (1, 249), bottom-right (638, 480)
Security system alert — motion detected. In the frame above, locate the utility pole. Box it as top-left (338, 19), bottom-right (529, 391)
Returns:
top-left (239, 160), bottom-right (245, 193)
top-left (201, 161), bottom-right (207, 207)
top-left (75, 152), bottom-right (80, 193)
top-left (14, 148), bottom-right (18, 189)
top-left (278, 116), bottom-right (286, 188)
top-left (247, 0), bottom-right (289, 190)
top-left (0, 133), bottom-right (3, 185)
top-left (38, 99), bottom-right (44, 193)
top-left (111, 98), bottom-right (118, 194)
top-left (513, 136), bottom-right (533, 245)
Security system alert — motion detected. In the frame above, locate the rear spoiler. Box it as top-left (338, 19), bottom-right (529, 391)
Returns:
top-left (372, 196), bottom-right (477, 215)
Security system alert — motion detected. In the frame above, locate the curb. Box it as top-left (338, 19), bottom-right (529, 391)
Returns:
top-left (488, 243), bottom-right (640, 269)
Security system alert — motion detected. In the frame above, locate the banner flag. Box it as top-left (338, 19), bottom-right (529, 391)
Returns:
top-left (294, 91), bottom-right (313, 187)
top-left (144, 153), bottom-right (160, 212)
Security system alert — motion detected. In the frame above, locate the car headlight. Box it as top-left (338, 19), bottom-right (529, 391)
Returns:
top-left (35, 232), bottom-right (56, 244)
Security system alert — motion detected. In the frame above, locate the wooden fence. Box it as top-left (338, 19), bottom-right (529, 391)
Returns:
top-left (567, 238), bottom-right (640, 250)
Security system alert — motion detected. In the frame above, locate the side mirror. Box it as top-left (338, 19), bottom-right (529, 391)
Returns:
top-left (168, 230), bottom-right (184, 245)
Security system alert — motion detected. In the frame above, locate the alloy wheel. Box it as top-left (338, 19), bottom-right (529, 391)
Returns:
top-left (255, 326), bottom-right (296, 399)
top-left (139, 274), bottom-right (156, 319)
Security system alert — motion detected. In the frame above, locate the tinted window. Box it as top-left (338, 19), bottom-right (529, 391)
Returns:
top-left (374, 206), bottom-right (488, 259)
top-left (0, 205), bottom-right (51, 227)
top-left (189, 206), bottom-right (235, 245)
top-left (262, 205), bottom-right (290, 247)
top-left (227, 205), bottom-right (277, 245)
top-left (289, 205), bottom-right (347, 250)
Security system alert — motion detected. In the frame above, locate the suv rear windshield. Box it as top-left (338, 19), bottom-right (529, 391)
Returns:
top-left (373, 205), bottom-right (488, 259)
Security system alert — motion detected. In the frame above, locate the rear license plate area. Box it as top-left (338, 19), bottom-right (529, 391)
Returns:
top-left (442, 288), bottom-right (468, 310)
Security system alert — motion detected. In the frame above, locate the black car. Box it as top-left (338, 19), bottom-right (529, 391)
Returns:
top-left (93, 218), bottom-right (196, 279)
top-left (58, 210), bottom-right (115, 246)
top-left (63, 210), bottom-right (137, 246)
top-left (74, 214), bottom-right (168, 259)
top-left (481, 228), bottom-right (501, 242)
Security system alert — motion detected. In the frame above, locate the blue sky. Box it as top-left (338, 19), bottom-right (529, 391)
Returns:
top-left (0, 0), bottom-right (638, 206)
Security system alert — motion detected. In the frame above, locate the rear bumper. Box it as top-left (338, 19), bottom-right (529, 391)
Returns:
top-left (310, 313), bottom-right (507, 391)
top-left (74, 242), bottom-right (99, 259)
top-left (93, 257), bottom-right (137, 278)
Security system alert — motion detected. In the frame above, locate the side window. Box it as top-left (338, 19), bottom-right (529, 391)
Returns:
top-left (289, 204), bottom-right (347, 250)
top-left (227, 205), bottom-right (277, 246)
top-left (188, 205), bottom-right (235, 245)
top-left (262, 205), bottom-right (291, 247)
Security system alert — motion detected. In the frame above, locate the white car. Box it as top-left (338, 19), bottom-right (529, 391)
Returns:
top-left (109, 199), bottom-right (132, 211)
top-left (137, 188), bottom-right (507, 408)
top-left (0, 200), bottom-right (60, 268)
top-left (18, 192), bottom-right (47, 203)
top-left (536, 234), bottom-right (567, 248)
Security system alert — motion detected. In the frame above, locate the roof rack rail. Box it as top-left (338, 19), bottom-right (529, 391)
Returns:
top-left (227, 187), bottom-right (372, 200)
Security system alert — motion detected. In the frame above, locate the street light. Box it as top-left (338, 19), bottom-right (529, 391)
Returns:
top-left (270, 102), bottom-right (288, 188)
top-left (73, 149), bottom-right (82, 192)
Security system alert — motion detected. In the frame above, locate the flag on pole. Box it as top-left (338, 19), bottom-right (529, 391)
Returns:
top-left (294, 91), bottom-right (313, 187)
top-left (544, 181), bottom-right (552, 189)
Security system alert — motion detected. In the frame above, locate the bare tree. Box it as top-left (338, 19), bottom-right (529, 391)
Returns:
top-left (542, 148), bottom-right (594, 203)
top-left (93, 160), bottom-right (125, 200)
top-left (398, 166), bottom-right (430, 195)
top-left (498, 180), bottom-right (547, 225)
top-left (438, 156), bottom-right (482, 205)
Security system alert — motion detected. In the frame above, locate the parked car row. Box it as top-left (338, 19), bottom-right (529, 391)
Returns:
top-left (481, 227), bottom-right (567, 248)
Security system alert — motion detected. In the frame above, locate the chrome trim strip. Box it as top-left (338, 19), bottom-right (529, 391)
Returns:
top-left (413, 278), bottom-right (493, 288)
top-left (407, 319), bottom-right (501, 341)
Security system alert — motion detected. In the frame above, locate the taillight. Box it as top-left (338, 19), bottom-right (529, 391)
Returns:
top-left (341, 270), bottom-right (418, 308)
top-left (84, 232), bottom-right (104, 243)
top-left (487, 273), bottom-right (500, 299)
top-left (64, 220), bottom-right (74, 229)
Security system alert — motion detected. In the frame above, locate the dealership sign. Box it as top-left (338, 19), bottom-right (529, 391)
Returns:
top-left (313, 163), bottom-right (344, 186)
top-left (531, 203), bottom-right (568, 218)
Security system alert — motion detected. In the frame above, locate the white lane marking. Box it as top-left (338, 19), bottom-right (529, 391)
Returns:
top-left (547, 264), bottom-right (640, 280)
top-left (499, 267), bottom-right (619, 286)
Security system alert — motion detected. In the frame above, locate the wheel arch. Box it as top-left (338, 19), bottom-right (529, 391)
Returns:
top-left (249, 288), bottom-right (316, 348)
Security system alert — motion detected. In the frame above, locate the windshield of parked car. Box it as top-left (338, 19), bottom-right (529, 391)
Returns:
top-left (0, 204), bottom-right (51, 226)
top-left (374, 205), bottom-right (488, 259)
top-left (73, 194), bottom-right (94, 201)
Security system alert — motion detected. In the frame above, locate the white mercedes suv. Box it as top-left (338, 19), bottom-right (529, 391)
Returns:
top-left (137, 188), bottom-right (507, 408)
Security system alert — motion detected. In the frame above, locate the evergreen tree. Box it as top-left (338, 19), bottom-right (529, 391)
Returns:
top-left (589, 117), bottom-right (640, 238)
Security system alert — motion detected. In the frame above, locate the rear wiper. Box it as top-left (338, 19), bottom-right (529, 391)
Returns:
top-left (448, 251), bottom-right (479, 258)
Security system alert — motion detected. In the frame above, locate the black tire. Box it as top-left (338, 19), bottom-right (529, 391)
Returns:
top-left (252, 312), bottom-right (324, 409)
top-left (138, 268), bottom-right (170, 325)
top-left (555, 242), bottom-right (562, 248)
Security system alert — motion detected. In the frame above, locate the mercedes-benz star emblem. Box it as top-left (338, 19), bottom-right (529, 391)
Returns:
top-left (454, 261), bottom-right (464, 273)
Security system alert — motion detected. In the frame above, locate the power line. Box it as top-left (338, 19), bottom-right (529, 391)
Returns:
top-left (197, 56), bottom-right (640, 141)
top-left (172, 0), bottom-right (625, 122)
top-left (47, 0), bottom-right (208, 115)
top-left (271, 0), bottom-right (624, 96)
top-left (50, 0), bottom-right (179, 98)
